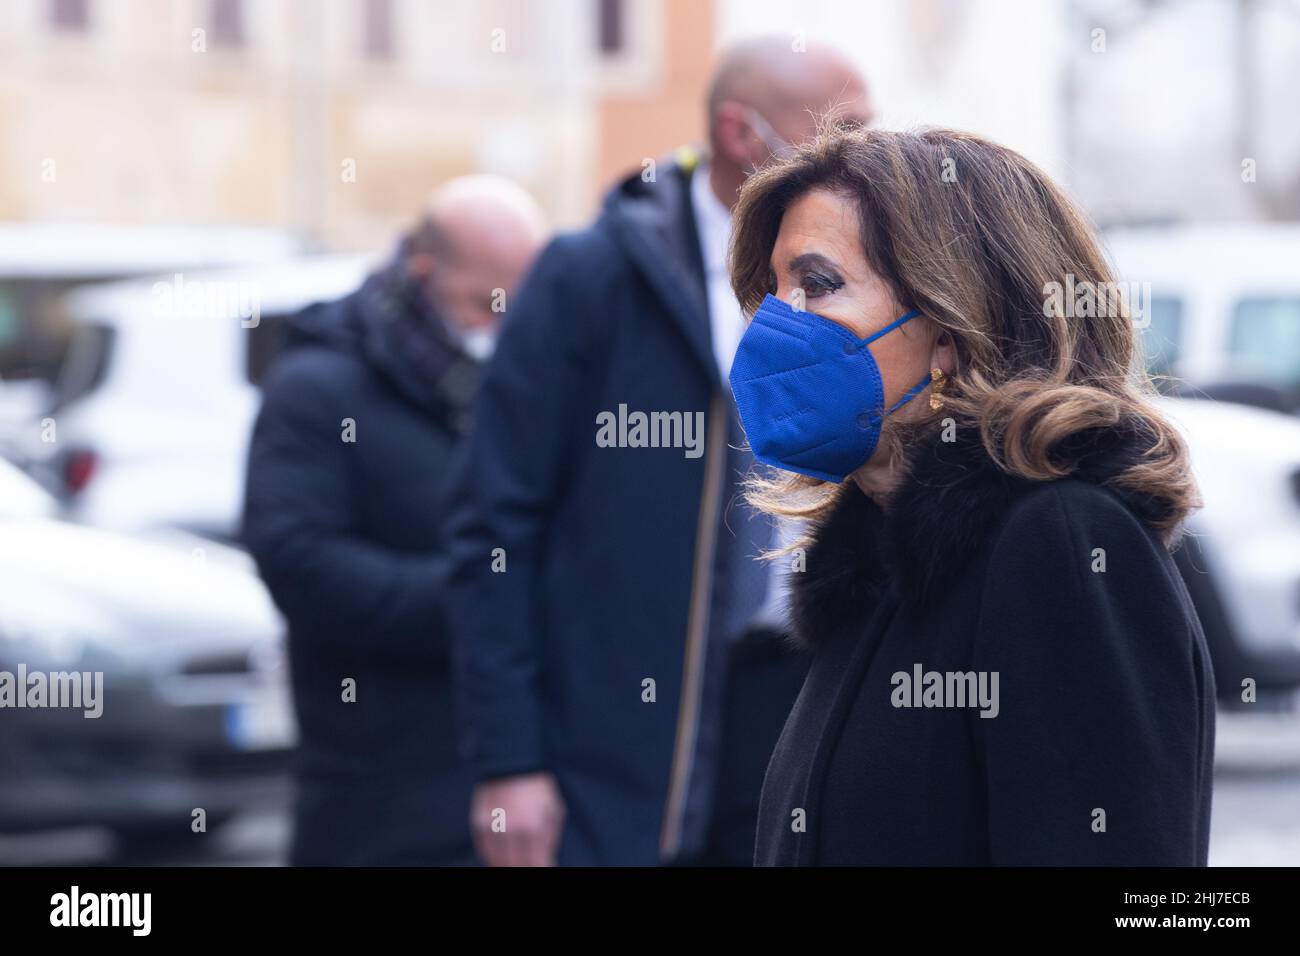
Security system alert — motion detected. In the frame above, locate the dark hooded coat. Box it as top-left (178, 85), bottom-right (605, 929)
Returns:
top-left (442, 154), bottom-right (809, 865)
top-left (242, 264), bottom-right (482, 865)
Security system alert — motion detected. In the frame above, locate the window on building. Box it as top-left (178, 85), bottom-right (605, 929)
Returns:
top-left (211, 0), bottom-right (245, 48)
top-left (597, 0), bottom-right (624, 55)
top-left (364, 0), bottom-right (395, 60)
top-left (49, 0), bottom-right (89, 32)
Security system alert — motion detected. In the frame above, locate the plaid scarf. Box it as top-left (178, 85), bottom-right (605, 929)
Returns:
top-left (353, 258), bottom-right (482, 435)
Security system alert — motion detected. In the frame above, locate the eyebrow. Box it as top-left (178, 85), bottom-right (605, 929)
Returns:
top-left (782, 252), bottom-right (844, 276)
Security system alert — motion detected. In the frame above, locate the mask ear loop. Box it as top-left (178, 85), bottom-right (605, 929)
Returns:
top-left (860, 309), bottom-right (931, 425)
top-left (887, 373), bottom-right (934, 412)
top-left (863, 373), bottom-right (933, 428)
top-left (860, 308), bottom-right (922, 346)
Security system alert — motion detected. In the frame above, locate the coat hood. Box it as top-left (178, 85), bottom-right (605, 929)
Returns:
top-left (788, 417), bottom-right (1184, 648)
top-left (598, 146), bottom-right (719, 388)
top-left (281, 256), bottom-right (480, 432)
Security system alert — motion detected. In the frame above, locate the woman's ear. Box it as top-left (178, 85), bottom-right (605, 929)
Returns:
top-left (930, 329), bottom-right (957, 376)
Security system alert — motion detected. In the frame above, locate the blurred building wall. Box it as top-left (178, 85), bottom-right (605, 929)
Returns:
top-left (717, 0), bottom-right (1069, 181)
top-left (6, 0), bottom-right (1294, 258)
top-left (720, 0), bottom-right (1300, 227)
top-left (595, 0), bottom-right (712, 193)
top-left (0, 0), bottom-right (711, 252)
top-left (1067, 0), bottom-right (1300, 225)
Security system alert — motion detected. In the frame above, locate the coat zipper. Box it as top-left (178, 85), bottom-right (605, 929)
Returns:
top-left (658, 393), bottom-right (727, 860)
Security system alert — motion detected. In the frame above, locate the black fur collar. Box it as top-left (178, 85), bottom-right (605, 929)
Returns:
top-left (787, 420), bottom-right (1177, 647)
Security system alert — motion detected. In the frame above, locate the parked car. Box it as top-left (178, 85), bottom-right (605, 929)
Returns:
top-left (1157, 396), bottom-right (1300, 705)
top-left (0, 222), bottom-right (300, 394)
top-left (37, 255), bottom-right (377, 541)
top-left (0, 456), bottom-right (295, 852)
top-left (1106, 224), bottom-right (1300, 413)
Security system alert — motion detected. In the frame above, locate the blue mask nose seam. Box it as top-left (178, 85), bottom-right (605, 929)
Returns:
top-left (757, 295), bottom-right (868, 349)
top-left (758, 294), bottom-right (923, 349)
top-left (751, 307), bottom-right (813, 343)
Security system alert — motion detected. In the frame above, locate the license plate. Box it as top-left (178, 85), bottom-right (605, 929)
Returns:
top-left (225, 693), bottom-right (295, 751)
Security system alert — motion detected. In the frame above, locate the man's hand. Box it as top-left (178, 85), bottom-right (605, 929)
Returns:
top-left (470, 772), bottom-right (566, 867)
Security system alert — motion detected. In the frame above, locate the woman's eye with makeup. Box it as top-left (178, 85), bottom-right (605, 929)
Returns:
top-left (799, 271), bottom-right (844, 299)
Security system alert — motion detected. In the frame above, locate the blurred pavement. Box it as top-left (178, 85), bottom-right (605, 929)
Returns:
top-left (3, 707), bottom-right (1298, 867)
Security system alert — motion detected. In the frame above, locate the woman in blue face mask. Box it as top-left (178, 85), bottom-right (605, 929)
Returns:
top-left (730, 126), bottom-right (1215, 867)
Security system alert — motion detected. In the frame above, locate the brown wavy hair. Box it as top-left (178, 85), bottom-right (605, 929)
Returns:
top-left (729, 126), bottom-right (1198, 542)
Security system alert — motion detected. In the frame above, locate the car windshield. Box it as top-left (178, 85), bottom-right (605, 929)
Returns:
top-left (1139, 296), bottom-right (1184, 379)
top-left (50, 320), bottom-right (114, 412)
top-left (1229, 298), bottom-right (1300, 388)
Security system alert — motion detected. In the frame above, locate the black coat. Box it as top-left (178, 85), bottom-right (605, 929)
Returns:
top-left (242, 270), bottom-right (481, 865)
top-left (755, 424), bottom-right (1216, 866)
top-left (443, 154), bottom-right (808, 865)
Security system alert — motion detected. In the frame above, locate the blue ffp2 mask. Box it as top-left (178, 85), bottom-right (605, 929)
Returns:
top-left (729, 293), bottom-right (933, 483)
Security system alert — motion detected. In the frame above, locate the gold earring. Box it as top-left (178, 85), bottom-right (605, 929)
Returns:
top-left (929, 368), bottom-right (946, 411)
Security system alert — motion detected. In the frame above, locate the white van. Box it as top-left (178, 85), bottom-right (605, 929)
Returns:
top-left (42, 256), bottom-right (379, 540)
top-left (1156, 397), bottom-right (1300, 690)
top-left (1102, 225), bottom-right (1300, 696)
top-left (1105, 224), bottom-right (1300, 411)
